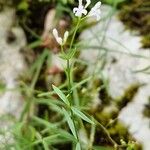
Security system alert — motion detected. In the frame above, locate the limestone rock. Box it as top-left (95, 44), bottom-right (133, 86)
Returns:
top-left (80, 5), bottom-right (150, 150)
top-left (0, 7), bottom-right (27, 146)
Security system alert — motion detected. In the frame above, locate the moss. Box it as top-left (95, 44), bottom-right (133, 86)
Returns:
top-left (92, 83), bottom-right (140, 124)
top-left (119, 0), bottom-right (150, 48)
top-left (0, 81), bottom-right (6, 94)
top-left (141, 35), bottom-right (150, 48)
top-left (143, 97), bottom-right (150, 118)
top-left (116, 84), bottom-right (140, 110)
top-left (93, 119), bottom-right (142, 149)
top-left (89, 83), bottom-right (143, 148)
top-left (107, 122), bottom-right (130, 143)
top-left (98, 80), bottom-right (113, 106)
top-left (99, 87), bottom-right (112, 106)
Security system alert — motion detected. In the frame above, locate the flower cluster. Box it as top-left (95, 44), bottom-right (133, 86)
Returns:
top-left (53, 0), bottom-right (102, 45)
top-left (73, 0), bottom-right (101, 21)
top-left (52, 29), bottom-right (69, 45)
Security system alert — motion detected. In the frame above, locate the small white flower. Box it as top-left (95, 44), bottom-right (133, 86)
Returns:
top-left (52, 28), bottom-right (69, 45)
top-left (63, 31), bottom-right (69, 44)
top-left (88, 2), bottom-right (101, 21)
top-left (73, 5), bottom-right (87, 17)
top-left (73, 0), bottom-right (91, 17)
top-left (85, 0), bottom-right (91, 8)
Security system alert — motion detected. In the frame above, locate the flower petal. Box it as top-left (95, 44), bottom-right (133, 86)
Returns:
top-left (52, 28), bottom-right (63, 45)
top-left (57, 37), bottom-right (63, 45)
top-left (63, 31), bottom-right (69, 44)
top-left (79, 0), bottom-right (83, 7)
top-left (85, 0), bottom-right (91, 8)
top-left (94, 1), bottom-right (101, 8)
top-left (73, 7), bottom-right (78, 13)
top-left (88, 1), bottom-right (101, 21)
top-left (52, 28), bottom-right (59, 39)
top-left (82, 9), bottom-right (88, 15)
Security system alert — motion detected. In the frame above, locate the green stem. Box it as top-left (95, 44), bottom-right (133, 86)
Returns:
top-left (69, 18), bottom-right (81, 50)
top-left (66, 57), bottom-right (79, 141)
top-left (65, 17), bottom-right (82, 148)
top-left (95, 120), bottom-right (118, 147)
top-left (66, 17), bottom-right (81, 96)
top-left (66, 60), bottom-right (80, 144)
top-left (67, 59), bottom-right (71, 91)
top-left (20, 50), bottom-right (48, 122)
top-left (61, 45), bottom-right (65, 54)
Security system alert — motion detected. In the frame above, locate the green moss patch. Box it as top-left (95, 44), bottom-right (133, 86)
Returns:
top-left (119, 0), bottom-right (150, 48)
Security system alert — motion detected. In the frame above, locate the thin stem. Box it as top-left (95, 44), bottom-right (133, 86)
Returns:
top-left (92, 6), bottom-right (115, 78)
top-left (88, 120), bottom-right (96, 150)
top-left (69, 18), bottom-right (81, 50)
top-left (67, 59), bottom-right (71, 91)
top-left (66, 60), bottom-right (80, 144)
top-left (95, 120), bottom-right (118, 147)
top-left (65, 17), bottom-right (82, 148)
top-left (20, 50), bottom-right (48, 122)
top-left (61, 45), bottom-right (65, 54)
top-left (70, 109), bottom-right (79, 141)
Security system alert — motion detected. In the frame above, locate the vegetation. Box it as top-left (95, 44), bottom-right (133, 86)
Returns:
top-left (0, 0), bottom-right (148, 149)
top-left (119, 0), bottom-right (150, 48)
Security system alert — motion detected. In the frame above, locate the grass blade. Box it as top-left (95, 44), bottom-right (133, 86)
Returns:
top-left (75, 142), bottom-right (81, 150)
top-left (32, 116), bottom-right (76, 142)
top-left (62, 108), bottom-right (77, 139)
top-left (52, 85), bottom-right (70, 105)
top-left (71, 107), bottom-right (94, 124)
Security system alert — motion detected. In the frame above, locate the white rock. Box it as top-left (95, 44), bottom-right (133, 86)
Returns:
top-left (119, 85), bottom-right (150, 150)
top-left (80, 5), bottom-right (150, 150)
top-left (0, 7), bottom-right (27, 146)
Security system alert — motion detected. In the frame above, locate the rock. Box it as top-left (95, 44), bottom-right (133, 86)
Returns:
top-left (80, 5), bottom-right (150, 150)
top-left (119, 85), bottom-right (150, 150)
top-left (0, 7), bottom-right (27, 146)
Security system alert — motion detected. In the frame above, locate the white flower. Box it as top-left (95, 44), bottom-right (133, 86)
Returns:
top-left (73, 0), bottom-right (102, 21)
top-left (73, 0), bottom-right (91, 17)
top-left (85, 0), bottom-right (91, 8)
top-left (52, 28), bottom-right (69, 45)
top-left (88, 2), bottom-right (101, 21)
top-left (63, 30), bottom-right (69, 44)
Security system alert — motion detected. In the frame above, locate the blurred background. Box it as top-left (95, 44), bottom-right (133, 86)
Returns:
top-left (0, 0), bottom-right (149, 150)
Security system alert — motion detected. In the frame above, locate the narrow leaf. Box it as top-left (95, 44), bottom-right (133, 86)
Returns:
top-left (71, 76), bottom-right (92, 91)
top-left (42, 139), bottom-right (50, 150)
top-left (62, 108), bottom-right (77, 139)
top-left (93, 145), bottom-right (113, 150)
top-left (67, 48), bottom-right (76, 59)
top-left (32, 116), bottom-right (76, 142)
top-left (72, 107), bottom-right (95, 124)
top-left (59, 53), bottom-right (68, 60)
top-left (75, 142), bottom-right (81, 150)
top-left (52, 85), bottom-right (70, 105)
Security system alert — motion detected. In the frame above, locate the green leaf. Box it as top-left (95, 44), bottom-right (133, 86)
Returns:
top-left (61, 0), bottom-right (67, 4)
top-left (52, 85), bottom-right (70, 105)
top-left (32, 116), bottom-right (76, 142)
top-left (59, 53), bottom-right (68, 60)
top-left (93, 145), bottom-right (113, 150)
top-left (67, 48), bottom-right (76, 59)
top-left (43, 134), bottom-right (60, 143)
top-left (17, 0), bottom-right (29, 11)
top-left (71, 76), bottom-right (92, 91)
top-left (27, 40), bottom-right (42, 49)
top-left (59, 48), bottom-right (76, 60)
top-left (62, 108), bottom-right (77, 139)
top-left (71, 107), bottom-right (95, 124)
top-left (75, 142), bottom-right (81, 150)
top-left (35, 98), bottom-right (64, 114)
top-left (24, 134), bottom-right (61, 149)
top-left (104, 0), bottom-right (125, 5)
top-left (42, 137), bottom-right (51, 150)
